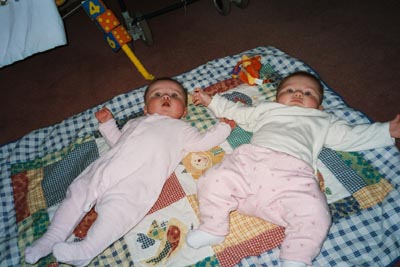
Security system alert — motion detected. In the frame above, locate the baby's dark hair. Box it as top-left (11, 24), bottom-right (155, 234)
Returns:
top-left (144, 77), bottom-right (188, 105)
top-left (277, 71), bottom-right (324, 104)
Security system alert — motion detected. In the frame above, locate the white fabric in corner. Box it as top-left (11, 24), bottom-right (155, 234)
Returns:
top-left (0, 0), bottom-right (67, 67)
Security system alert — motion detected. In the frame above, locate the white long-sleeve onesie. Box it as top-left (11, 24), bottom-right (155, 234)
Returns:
top-left (209, 94), bottom-right (394, 169)
top-left (26, 113), bottom-right (231, 266)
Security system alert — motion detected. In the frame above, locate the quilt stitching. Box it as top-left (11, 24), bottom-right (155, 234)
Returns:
top-left (42, 139), bottom-right (99, 207)
top-left (319, 148), bottom-right (368, 193)
top-left (147, 173), bottom-right (186, 215)
top-left (87, 238), bottom-right (133, 267)
top-left (336, 151), bottom-right (383, 185)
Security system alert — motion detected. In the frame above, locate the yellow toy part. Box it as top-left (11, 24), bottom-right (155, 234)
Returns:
top-left (122, 45), bottom-right (155, 81)
top-left (182, 146), bottom-right (225, 180)
top-left (82, 0), bottom-right (154, 81)
top-left (232, 55), bottom-right (264, 85)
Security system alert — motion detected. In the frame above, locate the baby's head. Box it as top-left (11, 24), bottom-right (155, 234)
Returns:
top-left (143, 77), bottom-right (188, 119)
top-left (276, 71), bottom-right (324, 110)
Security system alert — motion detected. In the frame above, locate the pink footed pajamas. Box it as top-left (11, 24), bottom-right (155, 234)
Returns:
top-left (25, 114), bottom-right (230, 266)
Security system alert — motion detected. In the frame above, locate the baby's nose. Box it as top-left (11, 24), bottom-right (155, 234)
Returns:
top-left (162, 94), bottom-right (170, 99)
top-left (294, 90), bottom-right (303, 98)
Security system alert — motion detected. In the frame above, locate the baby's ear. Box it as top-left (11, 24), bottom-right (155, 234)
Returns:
top-left (318, 105), bottom-right (324, 111)
top-left (181, 108), bottom-right (188, 118)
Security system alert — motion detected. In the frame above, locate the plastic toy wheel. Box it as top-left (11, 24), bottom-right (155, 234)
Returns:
top-left (232, 0), bottom-right (249, 9)
top-left (133, 12), bottom-right (154, 46)
top-left (213, 0), bottom-right (231, 15)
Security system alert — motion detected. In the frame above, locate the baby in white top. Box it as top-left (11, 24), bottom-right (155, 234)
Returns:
top-left (186, 71), bottom-right (400, 267)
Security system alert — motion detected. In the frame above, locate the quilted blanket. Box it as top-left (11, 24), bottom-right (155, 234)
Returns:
top-left (1, 46), bottom-right (399, 267)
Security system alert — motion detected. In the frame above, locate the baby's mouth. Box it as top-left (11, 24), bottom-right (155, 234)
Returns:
top-left (162, 102), bottom-right (171, 107)
top-left (291, 99), bottom-right (303, 104)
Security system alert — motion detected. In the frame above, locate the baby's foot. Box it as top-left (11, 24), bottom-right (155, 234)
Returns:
top-left (186, 229), bottom-right (225, 248)
top-left (52, 242), bottom-right (93, 267)
top-left (25, 241), bottom-right (54, 264)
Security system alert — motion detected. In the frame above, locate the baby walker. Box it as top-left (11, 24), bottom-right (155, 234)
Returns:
top-left (59, 0), bottom-right (249, 80)
top-left (117, 0), bottom-right (249, 46)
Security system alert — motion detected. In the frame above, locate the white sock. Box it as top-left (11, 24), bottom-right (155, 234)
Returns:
top-left (25, 240), bottom-right (54, 264)
top-left (52, 242), bottom-right (94, 267)
top-left (281, 259), bottom-right (307, 267)
top-left (25, 231), bottom-right (64, 264)
top-left (186, 229), bottom-right (225, 249)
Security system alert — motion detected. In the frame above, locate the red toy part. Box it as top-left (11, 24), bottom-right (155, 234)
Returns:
top-left (112, 25), bottom-right (132, 46)
top-left (96, 9), bottom-right (120, 33)
top-left (232, 55), bottom-right (264, 85)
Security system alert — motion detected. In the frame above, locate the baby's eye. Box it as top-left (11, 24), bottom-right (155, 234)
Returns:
top-left (154, 92), bottom-right (161, 97)
top-left (304, 92), bottom-right (312, 96)
top-left (286, 88), bottom-right (294, 93)
top-left (171, 93), bottom-right (178, 98)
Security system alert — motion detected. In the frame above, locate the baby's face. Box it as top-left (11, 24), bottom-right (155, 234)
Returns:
top-left (144, 80), bottom-right (187, 119)
top-left (276, 76), bottom-right (322, 109)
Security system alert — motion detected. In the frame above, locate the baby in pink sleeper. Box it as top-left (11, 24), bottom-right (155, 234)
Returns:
top-left (25, 77), bottom-right (232, 267)
top-left (186, 71), bottom-right (400, 267)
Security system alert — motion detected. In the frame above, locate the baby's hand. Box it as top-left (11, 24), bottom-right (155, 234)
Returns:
top-left (192, 88), bottom-right (212, 106)
top-left (389, 114), bottom-right (400, 138)
top-left (220, 118), bottom-right (236, 129)
top-left (95, 107), bottom-right (113, 123)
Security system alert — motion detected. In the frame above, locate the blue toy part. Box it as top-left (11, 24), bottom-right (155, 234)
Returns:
top-left (104, 31), bottom-right (121, 52)
top-left (81, 0), bottom-right (106, 20)
top-left (231, 65), bottom-right (242, 78)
